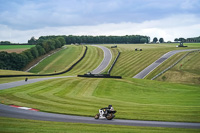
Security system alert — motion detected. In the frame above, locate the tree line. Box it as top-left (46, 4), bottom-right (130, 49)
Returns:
top-left (152, 37), bottom-right (164, 43)
top-left (0, 37), bottom-right (66, 70)
top-left (36, 35), bottom-right (150, 44)
top-left (174, 36), bottom-right (200, 43)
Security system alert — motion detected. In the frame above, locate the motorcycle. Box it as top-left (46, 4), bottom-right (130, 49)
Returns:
top-left (94, 105), bottom-right (117, 120)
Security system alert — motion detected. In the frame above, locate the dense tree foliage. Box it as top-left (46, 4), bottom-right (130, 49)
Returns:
top-left (174, 38), bottom-right (179, 41)
top-left (159, 38), bottom-right (164, 43)
top-left (153, 37), bottom-right (158, 43)
top-left (186, 36), bottom-right (200, 42)
top-left (140, 38), bottom-right (147, 43)
top-left (0, 37), bottom-right (66, 70)
top-left (37, 35), bottom-right (150, 44)
top-left (28, 37), bottom-right (37, 45)
top-left (174, 36), bottom-right (200, 42)
top-left (0, 41), bottom-right (11, 44)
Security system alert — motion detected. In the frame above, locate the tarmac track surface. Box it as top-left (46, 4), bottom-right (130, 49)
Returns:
top-left (91, 45), bottom-right (112, 74)
top-left (0, 47), bottom-right (200, 128)
top-left (133, 49), bottom-right (200, 79)
top-left (1, 104), bottom-right (200, 128)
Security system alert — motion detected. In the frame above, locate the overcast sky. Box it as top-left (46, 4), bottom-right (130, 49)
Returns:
top-left (0, 0), bottom-right (200, 43)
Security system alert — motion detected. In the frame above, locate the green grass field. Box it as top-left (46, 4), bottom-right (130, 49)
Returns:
top-left (0, 117), bottom-right (199, 133)
top-left (0, 77), bottom-right (199, 122)
top-left (0, 45), bottom-right (35, 50)
top-left (29, 45), bottom-right (84, 74)
top-left (1, 43), bottom-right (200, 132)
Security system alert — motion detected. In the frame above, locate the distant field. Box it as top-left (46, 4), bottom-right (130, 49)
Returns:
top-left (0, 117), bottom-right (199, 133)
top-left (1, 77), bottom-right (199, 122)
top-left (0, 45), bottom-right (35, 50)
top-left (0, 45), bottom-right (35, 53)
top-left (29, 45), bottom-right (84, 74)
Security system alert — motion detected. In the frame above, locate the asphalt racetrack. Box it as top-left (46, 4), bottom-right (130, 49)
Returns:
top-left (0, 47), bottom-right (200, 128)
top-left (1, 104), bottom-right (200, 128)
top-left (91, 45), bottom-right (112, 74)
top-left (133, 49), bottom-right (200, 79)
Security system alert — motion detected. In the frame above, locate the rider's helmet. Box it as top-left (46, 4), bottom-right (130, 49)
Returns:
top-left (108, 105), bottom-right (112, 109)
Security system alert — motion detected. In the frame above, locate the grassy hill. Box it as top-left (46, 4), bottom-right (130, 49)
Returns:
top-left (1, 77), bottom-right (199, 122)
top-left (64, 45), bottom-right (104, 75)
top-left (109, 43), bottom-right (200, 78)
top-left (29, 45), bottom-right (84, 74)
top-left (155, 50), bottom-right (200, 84)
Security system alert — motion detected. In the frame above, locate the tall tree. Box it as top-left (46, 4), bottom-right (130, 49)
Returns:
top-left (153, 37), bottom-right (158, 43)
top-left (36, 45), bottom-right (46, 56)
top-left (159, 38), bottom-right (164, 43)
top-left (28, 36), bottom-right (37, 45)
top-left (174, 38), bottom-right (179, 41)
top-left (30, 47), bottom-right (39, 58)
top-left (179, 38), bottom-right (186, 42)
top-left (57, 37), bottom-right (66, 46)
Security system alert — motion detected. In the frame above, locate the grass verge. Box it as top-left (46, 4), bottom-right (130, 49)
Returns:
top-left (0, 117), bottom-right (199, 133)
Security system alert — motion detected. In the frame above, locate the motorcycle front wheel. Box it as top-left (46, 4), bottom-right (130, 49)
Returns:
top-left (94, 113), bottom-right (100, 119)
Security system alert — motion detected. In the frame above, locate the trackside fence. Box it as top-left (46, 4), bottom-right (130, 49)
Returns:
top-left (151, 50), bottom-right (200, 80)
top-left (108, 51), bottom-right (120, 74)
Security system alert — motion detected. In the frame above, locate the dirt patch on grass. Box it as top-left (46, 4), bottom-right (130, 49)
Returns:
top-left (0, 49), bottom-right (27, 53)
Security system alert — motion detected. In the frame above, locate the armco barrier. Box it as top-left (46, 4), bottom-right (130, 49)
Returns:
top-left (151, 50), bottom-right (200, 80)
top-left (108, 51), bottom-right (120, 74)
top-left (78, 74), bottom-right (122, 79)
top-left (0, 46), bottom-right (88, 78)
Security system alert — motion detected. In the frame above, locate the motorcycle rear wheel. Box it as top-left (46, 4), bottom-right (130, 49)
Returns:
top-left (106, 113), bottom-right (115, 120)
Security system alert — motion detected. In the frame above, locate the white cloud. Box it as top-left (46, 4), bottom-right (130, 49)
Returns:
top-left (181, 0), bottom-right (198, 9)
top-left (0, 14), bottom-right (199, 43)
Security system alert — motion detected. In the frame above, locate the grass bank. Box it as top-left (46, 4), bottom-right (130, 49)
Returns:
top-left (156, 50), bottom-right (200, 84)
top-left (0, 117), bottom-right (199, 133)
top-left (29, 45), bottom-right (84, 74)
top-left (64, 45), bottom-right (104, 75)
top-left (0, 77), bottom-right (199, 122)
